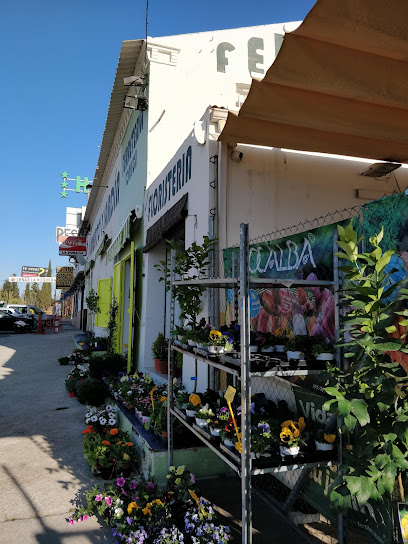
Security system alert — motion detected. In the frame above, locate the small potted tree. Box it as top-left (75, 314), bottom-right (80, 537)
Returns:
top-left (151, 332), bottom-right (169, 374)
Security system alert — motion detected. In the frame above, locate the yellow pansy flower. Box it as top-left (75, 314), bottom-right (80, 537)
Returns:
top-left (142, 507), bottom-right (152, 516)
top-left (280, 427), bottom-right (293, 443)
top-left (127, 502), bottom-right (139, 514)
top-left (324, 433), bottom-right (336, 444)
top-left (281, 420), bottom-right (294, 428)
top-left (176, 466), bottom-right (185, 475)
top-left (175, 478), bottom-right (182, 485)
top-left (123, 453), bottom-right (130, 461)
top-left (189, 394), bottom-right (201, 407)
top-left (160, 396), bottom-right (167, 402)
top-left (210, 330), bottom-right (222, 340)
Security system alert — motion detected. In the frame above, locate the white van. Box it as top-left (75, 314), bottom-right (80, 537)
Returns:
top-left (5, 304), bottom-right (44, 317)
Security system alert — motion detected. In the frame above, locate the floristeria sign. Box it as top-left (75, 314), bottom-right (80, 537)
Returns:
top-left (59, 236), bottom-right (87, 256)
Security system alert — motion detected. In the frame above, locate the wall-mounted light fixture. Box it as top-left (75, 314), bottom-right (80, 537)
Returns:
top-left (124, 95), bottom-right (148, 111)
top-left (123, 74), bottom-right (148, 111)
top-left (360, 162), bottom-right (401, 177)
top-left (86, 183), bottom-right (108, 191)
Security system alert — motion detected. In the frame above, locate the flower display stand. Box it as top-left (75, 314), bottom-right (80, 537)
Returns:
top-left (114, 399), bottom-right (234, 486)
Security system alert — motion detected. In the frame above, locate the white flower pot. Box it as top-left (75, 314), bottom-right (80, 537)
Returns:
top-left (223, 438), bottom-right (235, 448)
top-left (195, 417), bottom-right (207, 427)
top-left (210, 427), bottom-right (221, 437)
top-left (287, 350), bottom-right (302, 360)
top-left (196, 343), bottom-right (203, 349)
top-left (207, 345), bottom-right (224, 354)
top-left (250, 345), bottom-right (258, 353)
top-left (187, 339), bottom-right (197, 347)
top-left (315, 440), bottom-right (334, 451)
top-left (275, 345), bottom-right (285, 353)
top-left (186, 409), bottom-right (197, 418)
top-left (280, 445), bottom-right (300, 456)
top-left (261, 346), bottom-right (275, 353)
top-left (316, 353), bottom-right (334, 361)
top-left (177, 335), bottom-right (182, 341)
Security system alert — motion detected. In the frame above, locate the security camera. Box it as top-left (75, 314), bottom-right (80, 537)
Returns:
top-left (230, 150), bottom-right (244, 163)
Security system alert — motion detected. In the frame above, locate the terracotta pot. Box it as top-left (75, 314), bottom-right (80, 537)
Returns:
top-left (161, 431), bottom-right (168, 438)
top-left (154, 359), bottom-right (168, 374)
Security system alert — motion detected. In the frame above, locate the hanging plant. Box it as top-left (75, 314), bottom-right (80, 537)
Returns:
top-left (324, 220), bottom-right (408, 510)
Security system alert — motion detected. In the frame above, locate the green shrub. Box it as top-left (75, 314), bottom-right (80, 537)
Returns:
top-left (88, 353), bottom-right (126, 380)
top-left (58, 356), bottom-right (70, 366)
top-left (76, 377), bottom-right (108, 407)
top-left (151, 332), bottom-right (168, 360)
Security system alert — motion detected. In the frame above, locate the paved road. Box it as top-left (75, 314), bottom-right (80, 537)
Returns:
top-left (0, 326), bottom-right (112, 544)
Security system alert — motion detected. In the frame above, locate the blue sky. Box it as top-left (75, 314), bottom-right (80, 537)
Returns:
top-left (0, 0), bottom-right (316, 294)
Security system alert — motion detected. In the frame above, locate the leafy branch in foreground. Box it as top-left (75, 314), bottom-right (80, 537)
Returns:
top-left (324, 220), bottom-right (408, 509)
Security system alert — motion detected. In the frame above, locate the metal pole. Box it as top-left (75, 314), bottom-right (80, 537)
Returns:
top-left (168, 249), bottom-right (176, 469)
top-left (333, 230), bottom-right (344, 544)
top-left (240, 223), bottom-right (252, 544)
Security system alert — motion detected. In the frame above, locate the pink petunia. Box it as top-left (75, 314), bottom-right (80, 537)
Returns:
top-left (116, 477), bottom-right (126, 487)
top-left (95, 494), bottom-right (103, 502)
top-left (105, 496), bottom-right (112, 506)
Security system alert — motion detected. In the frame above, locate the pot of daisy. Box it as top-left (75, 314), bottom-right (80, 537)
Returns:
top-left (315, 428), bottom-right (336, 451)
top-left (85, 405), bottom-right (117, 433)
top-left (279, 418), bottom-right (306, 456)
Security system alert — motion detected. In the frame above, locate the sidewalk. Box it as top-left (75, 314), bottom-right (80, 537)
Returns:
top-left (0, 325), bottom-right (112, 544)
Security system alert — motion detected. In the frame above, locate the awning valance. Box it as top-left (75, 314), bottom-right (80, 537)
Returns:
top-left (220, 0), bottom-right (408, 163)
top-left (68, 271), bottom-right (85, 293)
top-left (107, 217), bottom-right (131, 262)
top-left (143, 194), bottom-right (188, 252)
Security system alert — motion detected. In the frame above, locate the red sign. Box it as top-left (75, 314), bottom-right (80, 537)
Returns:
top-left (59, 236), bottom-right (87, 256)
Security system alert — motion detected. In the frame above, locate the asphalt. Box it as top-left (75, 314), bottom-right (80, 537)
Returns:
top-left (0, 325), bottom-right (112, 544)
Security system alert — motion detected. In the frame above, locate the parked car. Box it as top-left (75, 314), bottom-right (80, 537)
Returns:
top-left (1, 308), bottom-right (38, 330)
top-left (0, 310), bottom-right (33, 333)
top-left (5, 304), bottom-right (44, 318)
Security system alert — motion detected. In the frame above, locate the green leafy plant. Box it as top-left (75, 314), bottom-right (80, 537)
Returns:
top-left (58, 356), bottom-right (70, 366)
top-left (107, 298), bottom-right (119, 355)
top-left (88, 353), bottom-right (126, 380)
top-left (151, 332), bottom-right (169, 360)
top-left (312, 343), bottom-right (334, 357)
top-left (76, 377), bottom-right (108, 407)
top-left (324, 221), bottom-right (408, 510)
top-left (85, 288), bottom-right (99, 315)
top-left (155, 236), bottom-right (217, 327)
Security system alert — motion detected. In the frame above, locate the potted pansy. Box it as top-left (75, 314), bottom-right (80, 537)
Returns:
top-left (185, 393), bottom-right (202, 417)
top-left (195, 404), bottom-right (215, 428)
top-left (209, 406), bottom-right (229, 437)
top-left (313, 343), bottom-right (335, 361)
top-left (250, 331), bottom-right (264, 353)
top-left (260, 332), bottom-right (277, 353)
top-left (175, 387), bottom-right (189, 410)
top-left (315, 428), bottom-right (336, 451)
top-left (251, 420), bottom-right (280, 458)
top-left (279, 418), bottom-right (306, 456)
top-left (219, 415), bottom-right (240, 448)
top-left (207, 329), bottom-right (233, 354)
top-left (284, 335), bottom-right (310, 360)
top-left (274, 327), bottom-right (290, 353)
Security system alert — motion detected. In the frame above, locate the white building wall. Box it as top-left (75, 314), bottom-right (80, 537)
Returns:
top-left (219, 145), bottom-right (408, 248)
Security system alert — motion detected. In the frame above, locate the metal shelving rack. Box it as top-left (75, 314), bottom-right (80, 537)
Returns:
top-left (166, 223), bottom-right (341, 544)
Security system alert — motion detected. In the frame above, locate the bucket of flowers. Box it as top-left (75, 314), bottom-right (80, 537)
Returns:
top-left (85, 405), bottom-right (117, 433)
top-left (279, 418), bottom-right (306, 456)
top-left (207, 329), bottom-right (233, 355)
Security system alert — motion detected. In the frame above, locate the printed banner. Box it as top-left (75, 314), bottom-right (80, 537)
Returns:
top-left (59, 236), bottom-right (87, 256)
top-left (21, 266), bottom-right (47, 277)
top-left (56, 266), bottom-right (74, 289)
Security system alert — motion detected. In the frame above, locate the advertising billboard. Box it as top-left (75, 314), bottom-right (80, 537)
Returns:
top-left (56, 267), bottom-right (74, 289)
top-left (21, 266), bottom-right (47, 277)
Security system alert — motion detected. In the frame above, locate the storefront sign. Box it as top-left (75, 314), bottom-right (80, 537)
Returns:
top-left (56, 226), bottom-right (79, 244)
top-left (56, 266), bottom-right (74, 289)
top-left (59, 236), bottom-right (87, 256)
top-left (147, 145), bottom-right (192, 222)
top-left (88, 172), bottom-right (121, 255)
top-left (10, 277), bottom-right (56, 283)
top-left (21, 266), bottom-right (47, 277)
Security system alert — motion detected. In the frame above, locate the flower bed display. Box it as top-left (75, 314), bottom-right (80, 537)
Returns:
top-left (68, 465), bottom-right (231, 544)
